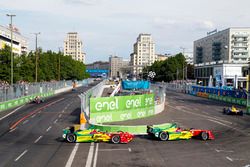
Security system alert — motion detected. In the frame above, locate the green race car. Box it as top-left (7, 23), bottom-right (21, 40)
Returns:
top-left (147, 123), bottom-right (214, 141)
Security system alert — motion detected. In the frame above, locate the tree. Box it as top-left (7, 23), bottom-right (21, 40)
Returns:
top-left (143, 53), bottom-right (187, 82)
top-left (0, 47), bottom-right (89, 83)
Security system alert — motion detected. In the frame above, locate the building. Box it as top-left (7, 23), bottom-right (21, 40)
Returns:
top-left (86, 61), bottom-right (109, 70)
top-left (156, 54), bottom-right (168, 61)
top-left (0, 25), bottom-right (28, 55)
top-left (193, 28), bottom-right (250, 87)
top-left (184, 52), bottom-right (193, 65)
top-left (109, 56), bottom-right (129, 78)
top-left (86, 61), bottom-right (109, 78)
top-left (194, 28), bottom-right (250, 64)
top-left (64, 32), bottom-right (86, 63)
top-left (130, 34), bottom-right (156, 76)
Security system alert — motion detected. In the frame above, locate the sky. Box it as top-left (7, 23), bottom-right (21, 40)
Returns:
top-left (0, 0), bottom-right (250, 63)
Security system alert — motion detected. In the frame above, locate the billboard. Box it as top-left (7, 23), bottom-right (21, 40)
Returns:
top-left (89, 94), bottom-right (155, 123)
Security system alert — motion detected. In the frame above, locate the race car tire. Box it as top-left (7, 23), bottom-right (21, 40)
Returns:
top-left (223, 108), bottom-right (226, 114)
top-left (159, 132), bottom-right (168, 141)
top-left (111, 135), bottom-right (120, 144)
top-left (200, 132), bottom-right (209, 141)
top-left (239, 111), bottom-right (243, 116)
top-left (67, 133), bottom-right (76, 143)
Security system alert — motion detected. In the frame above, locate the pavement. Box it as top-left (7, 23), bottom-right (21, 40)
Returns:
top-left (0, 85), bottom-right (250, 167)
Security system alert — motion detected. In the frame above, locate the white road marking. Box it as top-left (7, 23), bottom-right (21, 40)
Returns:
top-left (65, 143), bottom-right (80, 167)
top-left (22, 120), bottom-right (29, 124)
top-left (15, 150), bottom-right (28, 162)
top-left (243, 164), bottom-right (250, 167)
top-left (9, 127), bottom-right (17, 133)
top-left (215, 149), bottom-right (234, 153)
top-left (46, 126), bottom-right (52, 132)
top-left (54, 119), bottom-right (58, 124)
top-left (85, 143), bottom-right (95, 167)
top-left (99, 148), bottom-right (131, 152)
top-left (207, 119), bottom-right (245, 134)
top-left (59, 114), bottom-right (62, 118)
top-left (31, 114), bottom-right (36, 118)
top-left (0, 105), bottom-right (25, 121)
top-left (226, 156), bottom-right (233, 162)
top-left (93, 143), bottom-right (99, 167)
top-left (34, 136), bottom-right (43, 143)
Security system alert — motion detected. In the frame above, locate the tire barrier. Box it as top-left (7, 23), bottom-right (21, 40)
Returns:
top-left (88, 122), bottom-right (175, 135)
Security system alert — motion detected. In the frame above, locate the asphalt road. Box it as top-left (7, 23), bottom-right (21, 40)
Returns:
top-left (1, 86), bottom-right (250, 167)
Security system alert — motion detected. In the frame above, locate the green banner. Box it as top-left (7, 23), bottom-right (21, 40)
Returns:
top-left (207, 94), bottom-right (246, 106)
top-left (90, 94), bottom-right (154, 113)
top-left (89, 94), bottom-right (155, 123)
top-left (90, 106), bottom-right (155, 123)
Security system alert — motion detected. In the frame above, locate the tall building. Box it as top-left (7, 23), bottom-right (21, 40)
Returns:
top-left (193, 28), bottom-right (250, 87)
top-left (64, 32), bottom-right (85, 63)
top-left (109, 56), bottom-right (129, 78)
top-left (194, 28), bottom-right (250, 64)
top-left (130, 34), bottom-right (156, 76)
top-left (0, 25), bottom-right (28, 55)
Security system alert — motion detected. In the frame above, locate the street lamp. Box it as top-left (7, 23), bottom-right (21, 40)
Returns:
top-left (6, 14), bottom-right (16, 85)
top-left (32, 32), bottom-right (41, 82)
top-left (58, 47), bottom-right (63, 81)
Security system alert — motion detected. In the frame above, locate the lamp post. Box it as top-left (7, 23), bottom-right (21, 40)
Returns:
top-left (6, 14), bottom-right (16, 85)
top-left (32, 32), bottom-right (41, 82)
top-left (58, 47), bottom-right (62, 81)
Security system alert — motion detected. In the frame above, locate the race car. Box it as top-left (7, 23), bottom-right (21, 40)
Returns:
top-left (63, 126), bottom-right (134, 144)
top-left (147, 124), bottom-right (214, 141)
top-left (33, 96), bottom-right (44, 104)
top-left (223, 106), bottom-right (243, 116)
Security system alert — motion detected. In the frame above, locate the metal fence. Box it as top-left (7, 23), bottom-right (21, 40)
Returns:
top-left (0, 80), bottom-right (88, 103)
top-left (80, 80), bottom-right (106, 118)
top-left (151, 83), bottom-right (166, 104)
top-left (165, 82), bottom-right (196, 94)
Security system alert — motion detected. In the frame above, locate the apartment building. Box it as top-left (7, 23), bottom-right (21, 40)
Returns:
top-left (130, 34), bottom-right (156, 76)
top-left (193, 28), bottom-right (250, 87)
top-left (0, 25), bottom-right (28, 55)
top-left (64, 32), bottom-right (85, 63)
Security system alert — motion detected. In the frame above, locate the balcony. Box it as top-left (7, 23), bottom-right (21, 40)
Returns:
top-left (232, 34), bottom-right (249, 38)
top-left (232, 49), bottom-right (248, 53)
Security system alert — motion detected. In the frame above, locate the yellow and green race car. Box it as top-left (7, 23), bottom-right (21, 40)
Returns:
top-left (63, 126), bottom-right (134, 144)
top-left (147, 123), bottom-right (214, 141)
top-left (63, 126), bottom-right (110, 143)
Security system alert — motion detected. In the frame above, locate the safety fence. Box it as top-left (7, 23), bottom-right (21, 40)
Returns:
top-left (0, 79), bottom-right (92, 112)
top-left (79, 80), bottom-right (106, 119)
top-left (165, 82), bottom-right (250, 113)
top-left (0, 80), bottom-right (74, 103)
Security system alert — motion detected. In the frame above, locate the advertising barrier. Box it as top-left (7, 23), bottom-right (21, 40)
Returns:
top-left (89, 122), bottom-right (174, 134)
top-left (90, 94), bottom-right (155, 123)
top-left (208, 94), bottom-right (247, 106)
top-left (0, 91), bottom-right (54, 112)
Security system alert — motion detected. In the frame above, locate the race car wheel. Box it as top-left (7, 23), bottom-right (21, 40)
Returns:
top-left (111, 135), bottom-right (120, 144)
top-left (200, 132), bottom-right (208, 141)
top-left (223, 108), bottom-right (226, 114)
top-left (67, 133), bottom-right (76, 143)
top-left (159, 132), bottom-right (168, 141)
top-left (239, 111), bottom-right (243, 116)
